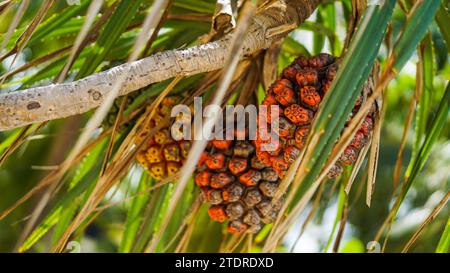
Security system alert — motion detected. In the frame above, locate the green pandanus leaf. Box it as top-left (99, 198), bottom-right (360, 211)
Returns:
top-left (397, 83), bottom-right (449, 210)
top-left (19, 140), bottom-right (107, 252)
top-left (435, 2), bottom-right (450, 49)
top-left (392, 0), bottom-right (441, 72)
top-left (405, 34), bottom-right (435, 181)
top-left (296, 0), bottom-right (396, 195)
top-left (436, 217), bottom-right (450, 253)
top-left (76, 0), bottom-right (144, 78)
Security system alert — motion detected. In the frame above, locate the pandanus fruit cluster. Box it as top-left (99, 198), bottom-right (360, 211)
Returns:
top-left (136, 53), bottom-right (377, 234)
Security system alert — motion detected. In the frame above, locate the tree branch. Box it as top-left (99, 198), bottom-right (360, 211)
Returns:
top-left (212, 0), bottom-right (236, 35)
top-left (0, 0), bottom-right (320, 131)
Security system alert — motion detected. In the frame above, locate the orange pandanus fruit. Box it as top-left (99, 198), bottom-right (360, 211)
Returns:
top-left (137, 53), bottom-right (377, 234)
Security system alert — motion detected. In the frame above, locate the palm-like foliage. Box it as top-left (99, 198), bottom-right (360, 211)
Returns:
top-left (0, 0), bottom-right (448, 253)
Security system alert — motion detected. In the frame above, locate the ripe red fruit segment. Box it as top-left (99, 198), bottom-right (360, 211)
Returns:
top-left (272, 79), bottom-right (293, 96)
top-left (212, 140), bottom-right (232, 150)
top-left (339, 146), bottom-right (358, 166)
top-left (296, 69), bottom-right (318, 87)
top-left (208, 206), bottom-right (227, 223)
top-left (195, 171), bottom-right (211, 187)
top-left (205, 153), bottom-right (226, 170)
top-left (284, 104), bottom-right (314, 124)
top-left (361, 116), bottom-right (374, 135)
top-left (294, 126), bottom-right (310, 149)
top-left (227, 220), bottom-right (248, 234)
top-left (228, 157), bottom-right (248, 175)
top-left (210, 172), bottom-right (234, 189)
top-left (239, 170), bottom-right (262, 186)
top-left (299, 86), bottom-right (321, 110)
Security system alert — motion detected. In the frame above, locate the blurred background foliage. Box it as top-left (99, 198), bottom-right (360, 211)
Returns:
top-left (0, 0), bottom-right (448, 253)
